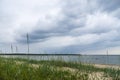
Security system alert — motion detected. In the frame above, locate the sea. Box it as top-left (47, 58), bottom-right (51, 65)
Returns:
top-left (2, 55), bottom-right (120, 65)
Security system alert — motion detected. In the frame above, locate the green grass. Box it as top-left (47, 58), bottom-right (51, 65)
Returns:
top-left (0, 57), bottom-right (119, 80)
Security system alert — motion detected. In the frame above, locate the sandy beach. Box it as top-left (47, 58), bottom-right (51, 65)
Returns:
top-left (94, 64), bottom-right (120, 69)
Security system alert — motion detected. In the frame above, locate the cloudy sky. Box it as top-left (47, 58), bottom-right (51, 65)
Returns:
top-left (0, 0), bottom-right (120, 54)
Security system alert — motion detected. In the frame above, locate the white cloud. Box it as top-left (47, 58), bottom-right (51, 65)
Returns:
top-left (40, 36), bottom-right (75, 48)
top-left (71, 12), bottom-right (120, 35)
top-left (38, 34), bottom-right (100, 49)
top-left (0, 0), bottom-right (62, 43)
top-left (0, 0), bottom-right (120, 54)
top-left (83, 46), bottom-right (120, 55)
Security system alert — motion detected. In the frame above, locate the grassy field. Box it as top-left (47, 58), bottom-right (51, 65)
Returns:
top-left (0, 57), bottom-right (119, 80)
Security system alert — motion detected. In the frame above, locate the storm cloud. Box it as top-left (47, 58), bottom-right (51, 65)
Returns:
top-left (0, 0), bottom-right (120, 54)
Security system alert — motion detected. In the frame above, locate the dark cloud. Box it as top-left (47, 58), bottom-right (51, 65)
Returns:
top-left (1, 0), bottom-right (120, 54)
top-left (98, 0), bottom-right (120, 12)
top-left (20, 0), bottom-right (120, 41)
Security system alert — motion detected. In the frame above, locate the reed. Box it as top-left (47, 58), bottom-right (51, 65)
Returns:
top-left (0, 57), bottom-right (119, 80)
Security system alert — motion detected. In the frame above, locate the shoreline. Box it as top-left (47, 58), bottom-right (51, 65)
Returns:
top-left (93, 64), bottom-right (120, 69)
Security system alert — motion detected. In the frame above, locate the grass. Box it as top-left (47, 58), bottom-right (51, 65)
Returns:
top-left (0, 57), bottom-right (119, 80)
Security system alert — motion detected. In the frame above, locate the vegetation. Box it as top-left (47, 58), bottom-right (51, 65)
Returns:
top-left (0, 57), bottom-right (119, 80)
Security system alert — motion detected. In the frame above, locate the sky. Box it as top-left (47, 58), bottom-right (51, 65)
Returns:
top-left (0, 0), bottom-right (120, 54)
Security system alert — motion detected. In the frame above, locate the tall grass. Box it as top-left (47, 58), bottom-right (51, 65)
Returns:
top-left (0, 57), bottom-right (119, 80)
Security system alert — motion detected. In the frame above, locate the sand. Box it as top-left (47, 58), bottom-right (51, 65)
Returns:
top-left (93, 64), bottom-right (120, 69)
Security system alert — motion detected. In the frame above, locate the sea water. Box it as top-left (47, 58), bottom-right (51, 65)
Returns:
top-left (2, 55), bottom-right (120, 65)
